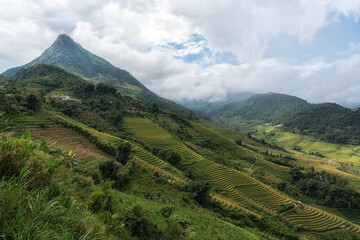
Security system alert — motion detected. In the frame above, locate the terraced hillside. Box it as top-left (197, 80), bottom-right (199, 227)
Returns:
top-left (192, 122), bottom-right (290, 180)
top-left (125, 118), bottom-right (204, 163)
top-left (195, 160), bottom-right (360, 233)
top-left (15, 113), bottom-right (359, 235)
top-left (123, 117), bottom-right (360, 234)
top-left (199, 161), bottom-right (292, 213)
top-left (47, 113), bottom-right (188, 182)
top-left (284, 205), bottom-right (347, 231)
top-left (13, 114), bottom-right (54, 128)
top-left (28, 125), bottom-right (111, 168)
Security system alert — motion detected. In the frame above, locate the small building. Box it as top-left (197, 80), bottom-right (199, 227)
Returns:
top-left (295, 200), bottom-right (304, 209)
top-left (130, 107), bottom-right (137, 113)
top-left (51, 95), bottom-right (81, 103)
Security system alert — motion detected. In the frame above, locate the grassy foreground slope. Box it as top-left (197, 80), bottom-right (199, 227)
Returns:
top-left (1, 122), bottom-right (273, 239)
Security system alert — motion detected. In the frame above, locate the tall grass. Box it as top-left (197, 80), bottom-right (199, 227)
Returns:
top-left (0, 166), bottom-right (99, 239)
top-left (0, 134), bottom-right (103, 239)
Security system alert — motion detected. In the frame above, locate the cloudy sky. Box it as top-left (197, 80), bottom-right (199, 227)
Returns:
top-left (1, 0), bottom-right (360, 106)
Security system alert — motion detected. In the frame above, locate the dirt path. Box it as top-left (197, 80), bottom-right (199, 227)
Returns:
top-left (297, 227), bottom-right (347, 235)
top-left (280, 204), bottom-right (297, 216)
top-left (249, 156), bottom-right (257, 175)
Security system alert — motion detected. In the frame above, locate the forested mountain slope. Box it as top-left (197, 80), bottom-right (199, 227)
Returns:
top-left (3, 34), bottom-right (195, 119)
top-left (213, 93), bottom-right (360, 144)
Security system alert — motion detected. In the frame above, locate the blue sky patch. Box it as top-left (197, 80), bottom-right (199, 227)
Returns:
top-left (264, 14), bottom-right (360, 62)
top-left (166, 33), bottom-right (239, 66)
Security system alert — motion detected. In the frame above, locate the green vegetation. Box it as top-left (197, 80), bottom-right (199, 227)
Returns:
top-left (2, 37), bottom-right (360, 239)
top-left (4, 34), bottom-right (196, 119)
top-left (254, 126), bottom-right (360, 166)
top-left (123, 115), bottom-right (360, 236)
top-left (99, 160), bottom-right (120, 181)
top-left (185, 181), bottom-right (212, 206)
top-left (0, 120), bottom-right (282, 239)
top-left (0, 133), bottom-right (101, 239)
top-left (115, 140), bottom-right (132, 164)
top-left (288, 167), bottom-right (360, 209)
top-left (213, 92), bottom-right (360, 144)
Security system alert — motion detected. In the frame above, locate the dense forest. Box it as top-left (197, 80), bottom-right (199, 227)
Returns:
top-left (213, 93), bottom-right (360, 144)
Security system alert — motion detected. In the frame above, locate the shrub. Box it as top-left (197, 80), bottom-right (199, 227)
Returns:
top-left (159, 206), bottom-right (174, 218)
top-left (170, 215), bottom-right (191, 229)
top-left (125, 160), bottom-right (136, 174)
top-left (278, 181), bottom-right (287, 191)
top-left (90, 170), bottom-right (102, 185)
top-left (290, 166), bottom-right (303, 181)
top-left (26, 94), bottom-right (40, 111)
top-left (88, 190), bottom-right (113, 213)
top-left (235, 140), bottom-right (242, 146)
top-left (122, 203), bottom-right (160, 239)
top-left (114, 172), bottom-right (130, 189)
top-left (0, 112), bottom-right (12, 133)
top-left (115, 140), bottom-right (132, 164)
top-left (161, 151), bottom-right (181, 168)
top-left (98, 160), bottom-right (119, 181)
top-left (0, 133), bottom-right (49, 188)
top-left (184, 181), bottom-right (212, 206)
top-left (163, 220), bottom-right (186, 240)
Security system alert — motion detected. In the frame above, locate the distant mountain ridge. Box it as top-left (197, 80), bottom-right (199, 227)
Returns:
top-left (213, 92), bottom-right (360, 144)
top-left (3, 34), bottom-right (195, 119)
top-left (213, 93), bottom-right (308, 121)
top-left (178, 92), bottom-right (255, 114)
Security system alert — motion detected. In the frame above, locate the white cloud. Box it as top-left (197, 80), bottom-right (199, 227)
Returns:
top-left (1, 0), bottom-right (360, 106)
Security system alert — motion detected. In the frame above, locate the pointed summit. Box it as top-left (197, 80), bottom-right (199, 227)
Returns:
top-left (51, 34), bottom-right (78, 49)
top-left (56, 33), bottom-right (74, 42)
top-left (3, 34), bottom-right (136, 86)
top-left (3, 34), bottom-right (89, 78)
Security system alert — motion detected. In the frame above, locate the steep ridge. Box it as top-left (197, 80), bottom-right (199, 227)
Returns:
top-left (3, 34), bottom-right (146, 90)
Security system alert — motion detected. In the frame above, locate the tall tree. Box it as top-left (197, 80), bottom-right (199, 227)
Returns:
top-left (115, 140), bottom-right (132, 164)
top-left (26, 94), bottom-right (40, 111)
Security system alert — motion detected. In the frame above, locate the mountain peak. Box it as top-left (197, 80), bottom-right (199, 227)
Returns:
top-left (2, 33), bottom-right (196, 118)
top-left (50, 34), bottom-right (82, 53)
top-left (54, 34), bottom-right (75, 45)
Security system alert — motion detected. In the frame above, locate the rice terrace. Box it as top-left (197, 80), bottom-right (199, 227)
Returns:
top-left (2, 2), bottom-right (360, 239)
